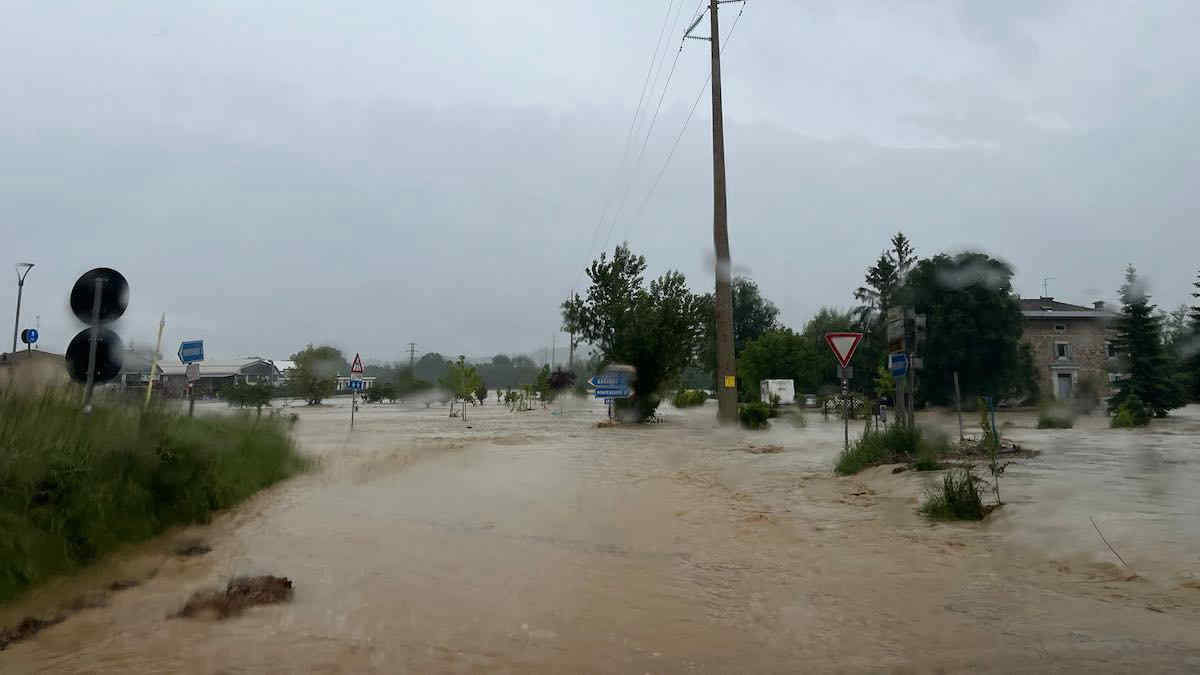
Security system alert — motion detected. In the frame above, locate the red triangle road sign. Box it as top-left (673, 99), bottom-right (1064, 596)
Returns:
top-left (824, 332), bottom-right (864, 368)
top-left (350, 353), bottom-right (364, 374)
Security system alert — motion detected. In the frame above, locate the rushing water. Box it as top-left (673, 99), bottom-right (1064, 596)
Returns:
top-left (2, 399), bottom-right (1199, 672)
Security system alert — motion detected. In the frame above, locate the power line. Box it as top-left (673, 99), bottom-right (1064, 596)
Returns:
top-left (608, 0), bottom-right (693, 249)
top-left (624, 1), bottom-right (744, 228)
top-left (570, 0), bottom-right (680, 298)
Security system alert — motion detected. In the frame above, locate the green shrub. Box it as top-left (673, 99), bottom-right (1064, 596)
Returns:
top-left (1111, 395), bottom-right (1150, 428)
top-left (738, 401), bottom-right (770, 430)
top-left (1037, 404), bottom-right (1075, 429)
top-left (0, 388), bottom-right (308, 604)
top-left (920, 468), bottom-right (985, 520)
top-left (835, 424), bottom-right (942, 475)
top-left (672, 389), bottom-right (708, 408)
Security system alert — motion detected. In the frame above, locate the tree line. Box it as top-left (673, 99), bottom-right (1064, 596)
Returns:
top-left (562, 237), bottom-right (1200, 423)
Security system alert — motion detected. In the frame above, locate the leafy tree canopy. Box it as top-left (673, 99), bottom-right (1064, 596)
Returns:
top-left (563, 244), bottom-right (705, 420)
top-left (900, 252), bottom-right (1030, 405)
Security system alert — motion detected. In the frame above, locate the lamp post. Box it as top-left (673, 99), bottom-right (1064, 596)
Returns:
top-left (12, 262), bottom-right (34, 354)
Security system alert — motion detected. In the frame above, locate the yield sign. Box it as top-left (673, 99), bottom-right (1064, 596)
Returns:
top-left (824, 332), bottom-right (864, 368)
top-left (350, 353), bottom-right (364, 374)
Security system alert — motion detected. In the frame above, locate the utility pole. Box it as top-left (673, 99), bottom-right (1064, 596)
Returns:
top-left (688, 0), bottom-right (740, 424)
top-left (408, 342), bottom-right (416, 371)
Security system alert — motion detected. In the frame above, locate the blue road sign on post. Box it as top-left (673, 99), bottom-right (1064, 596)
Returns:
top-left (590, 372), bottom-right (631, 399)
top-left (348, 379), bottom-right (365, 391)
top-left (888, 352), bottom-right (908, 378)
top-left (178, 340), bottom-right (204, 364)
top-left (20, 329), bottom-right (37, 345)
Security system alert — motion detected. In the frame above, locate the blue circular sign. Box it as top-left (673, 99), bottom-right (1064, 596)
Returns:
top-left (20, 328), bottom-right (38, 344)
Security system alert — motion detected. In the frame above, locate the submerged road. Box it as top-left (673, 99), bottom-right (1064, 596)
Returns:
top-left (3, 400), bottom-right (1200, 672)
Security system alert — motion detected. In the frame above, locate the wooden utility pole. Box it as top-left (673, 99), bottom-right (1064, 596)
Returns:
top-left (708, 0), bottom-right (737, 424)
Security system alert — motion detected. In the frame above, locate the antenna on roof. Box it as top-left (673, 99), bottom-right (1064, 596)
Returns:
top-left (1041, 276), bottom-right (1055, 298)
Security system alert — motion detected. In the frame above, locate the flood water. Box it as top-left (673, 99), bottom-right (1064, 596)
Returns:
top-left (3, 398), bottom-right (1199, 672)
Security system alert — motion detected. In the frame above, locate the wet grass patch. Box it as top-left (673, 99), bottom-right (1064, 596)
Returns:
top-left (919, 467), bottom-right (986, 521)
top-left (0, 389), bottom-right (308, 605)
top-left (835, 425), bottom-right (948, 475)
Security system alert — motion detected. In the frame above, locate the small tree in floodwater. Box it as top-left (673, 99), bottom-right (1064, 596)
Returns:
top-left (562, 244), bottom-right (704, 421)
top-left (440, 356), bottom-right (481, 423)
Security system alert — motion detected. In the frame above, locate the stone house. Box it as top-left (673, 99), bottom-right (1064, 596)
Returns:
top-left (1019, 297), bottom-right (1119, 401)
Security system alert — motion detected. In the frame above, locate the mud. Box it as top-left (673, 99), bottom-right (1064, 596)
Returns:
top-left (0, 397), bottom-right (1198, 672)
top-left (0, 616), bottom-right (65, 651)
top-left (173, 540), bottom-right (212, 557)
top-left (173, 576), bottom-right (294, 619)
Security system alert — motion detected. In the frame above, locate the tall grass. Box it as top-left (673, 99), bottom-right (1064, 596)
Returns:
top-left (0, 388), bottom-right (307, 604)
top-left (919, 467), bottom-right (985, 520)
top-left (834, 424), bottom-right (937, 475)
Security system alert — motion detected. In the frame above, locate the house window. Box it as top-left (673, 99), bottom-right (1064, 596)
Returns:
top-left (1055, 342), bottom-right (1070, 360)
top-left (1106, 341), bottom-right (1118, 359)
top-left (1054, 324), bottom-right (1067, 334)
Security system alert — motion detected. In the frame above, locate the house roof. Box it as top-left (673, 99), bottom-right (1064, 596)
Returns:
top-left (159, 358), bottom-right (278, 378)
top-left (1019, 297), bottom-right (1116, 319)
top-left (271, 360), bottom-right (297, 373)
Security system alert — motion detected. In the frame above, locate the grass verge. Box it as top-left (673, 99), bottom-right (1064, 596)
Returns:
top-left (0, 388), bottom-right (308, 605)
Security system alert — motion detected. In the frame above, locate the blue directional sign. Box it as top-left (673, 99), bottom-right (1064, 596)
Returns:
top-left (590, 371), bottom-right (631, 399)
top-left (888, 352), bottom-right (908, 378)
top-left (20, 328), bottom-right (37, 345)
top-left (348, 379), bottom-right (365, 391)
top-left (178, 340), bottom-right (204, 364)
top-left (589, 373), bottom-right (627, 388)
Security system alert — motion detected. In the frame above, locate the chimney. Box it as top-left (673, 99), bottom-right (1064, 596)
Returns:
top-left (1093, 301), bottom-right (1105, 311)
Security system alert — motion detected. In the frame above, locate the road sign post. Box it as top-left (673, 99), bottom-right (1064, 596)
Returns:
top-left (825, 333), bottom-right (864, 453)
top-left (350, 353), bottom-right (364, 430)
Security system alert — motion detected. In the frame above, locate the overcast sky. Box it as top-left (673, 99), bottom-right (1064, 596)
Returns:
top-left (3, 0), bottom-right (1198, 364)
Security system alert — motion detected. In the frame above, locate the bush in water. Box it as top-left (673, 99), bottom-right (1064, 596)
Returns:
top-left (920, 467), bottom-right (985, 520)
top-left (739, 401), bottom-right (770, 430)
top-left (672, 389), bottom-right (707, 408)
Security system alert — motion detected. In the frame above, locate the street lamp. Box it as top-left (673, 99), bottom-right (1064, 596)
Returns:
top-left (12, 262), bottom-right (34, 354)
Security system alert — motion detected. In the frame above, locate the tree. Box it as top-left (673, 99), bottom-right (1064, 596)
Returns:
top-left (492, 354), bottom-right (512, 368)
top-left (475, 381), bottom-right (488, 405)
top-left (1107, 265), bottom-right (1185, 417)
top-left (900, 252), bottom-right (1029, 405)
top-left (224, 381), bottom-right (274, 415)
top-left (852, 233), bottom-right (919, 397)
top-left (414, 352), bottom-right (450, 383)
top-left (440, 355), bottom-right (482, 421)
top-left (736, 308), bottom-right (858, 401)
top-left (289, 344), bottom-right (346, 405)
top-left (563, 244), bottom-right (705, 421)
top-left (698, 277), bottom-right (781, 376)
top-left (737, 330), bottom-right (819, 401)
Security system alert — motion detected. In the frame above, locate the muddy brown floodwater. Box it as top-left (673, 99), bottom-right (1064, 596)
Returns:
top-left (3, 398), bottom-right (1200, 673)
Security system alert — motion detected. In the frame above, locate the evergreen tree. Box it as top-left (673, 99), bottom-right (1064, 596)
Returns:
top-left (1107, 265), bottom-right (1182, 417)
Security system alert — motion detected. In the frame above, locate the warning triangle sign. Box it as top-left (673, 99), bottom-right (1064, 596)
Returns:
top-left (824, 333), bottom-right (863, 368)
top-left (350, 353), bottom-right (364, 374)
